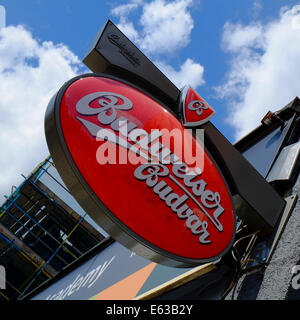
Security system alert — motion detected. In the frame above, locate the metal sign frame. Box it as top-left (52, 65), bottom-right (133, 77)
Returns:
top-left (45, 72), bottom-right (236, 267)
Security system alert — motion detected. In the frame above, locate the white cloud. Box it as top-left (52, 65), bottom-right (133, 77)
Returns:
top-left (111, 0), bottom-right (143, 17)
top-left (221, 22), bottom-right (265, 53)
top-left (0, 25), bottom-right (82, 201)
top-left (111, 0), bottom-right (205, 90)
top-left (114, 0), bottom-right (194, 56)
top-left (111, 0), bottom-right (142, 44)
top-left (216, 5), bottom-right (300, 140)
top-left (0, 5), bottom-right (5, 29)
top-left (116, 19), bottom-right (140, 44)
top-left (139, 0), bottom-right (193, 55)
top-left (155, 58), bottom-right (205, 89)
top-left (251, 1), bottom-right (262, 19)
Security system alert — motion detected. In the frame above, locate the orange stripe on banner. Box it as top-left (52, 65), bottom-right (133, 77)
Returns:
top-left (94, 263), bottom-right (156, 300)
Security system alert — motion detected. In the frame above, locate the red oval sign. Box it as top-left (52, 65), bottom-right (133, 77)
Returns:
top-left (45, 74), bottom-right (235, 267)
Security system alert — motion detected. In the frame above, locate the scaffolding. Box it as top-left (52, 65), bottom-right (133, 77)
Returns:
top-left (0, 156), bottom-right (105, 300)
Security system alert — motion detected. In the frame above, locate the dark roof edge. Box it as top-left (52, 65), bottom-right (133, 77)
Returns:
top-left (234, 97), bottom-right (300, 152)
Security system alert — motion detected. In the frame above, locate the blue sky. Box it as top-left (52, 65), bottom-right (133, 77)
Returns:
top-left (0, 0), bottom-right (300, 198)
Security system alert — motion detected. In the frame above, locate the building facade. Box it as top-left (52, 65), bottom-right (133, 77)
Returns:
top-left (0, 97), bottom-right (296, 300)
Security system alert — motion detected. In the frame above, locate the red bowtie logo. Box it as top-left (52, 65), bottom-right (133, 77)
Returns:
top-left (181, 86), bottom-right (215, 127)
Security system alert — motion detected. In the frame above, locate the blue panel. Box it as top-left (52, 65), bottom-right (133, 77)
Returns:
top-left (242, 117), bottom-right (294, 178)
top-left (31, 241), bottom-right (192, 300)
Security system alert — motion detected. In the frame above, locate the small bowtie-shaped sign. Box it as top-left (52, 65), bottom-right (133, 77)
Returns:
top-left (181, 86), bottom-right (215, 127)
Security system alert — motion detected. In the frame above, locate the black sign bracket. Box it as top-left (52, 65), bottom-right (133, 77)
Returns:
top-left (83, 19), bottom-right (286, 236)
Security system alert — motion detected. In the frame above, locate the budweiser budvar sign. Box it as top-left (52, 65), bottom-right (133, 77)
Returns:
top-left (45, 74), bottom-right (236, 267)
